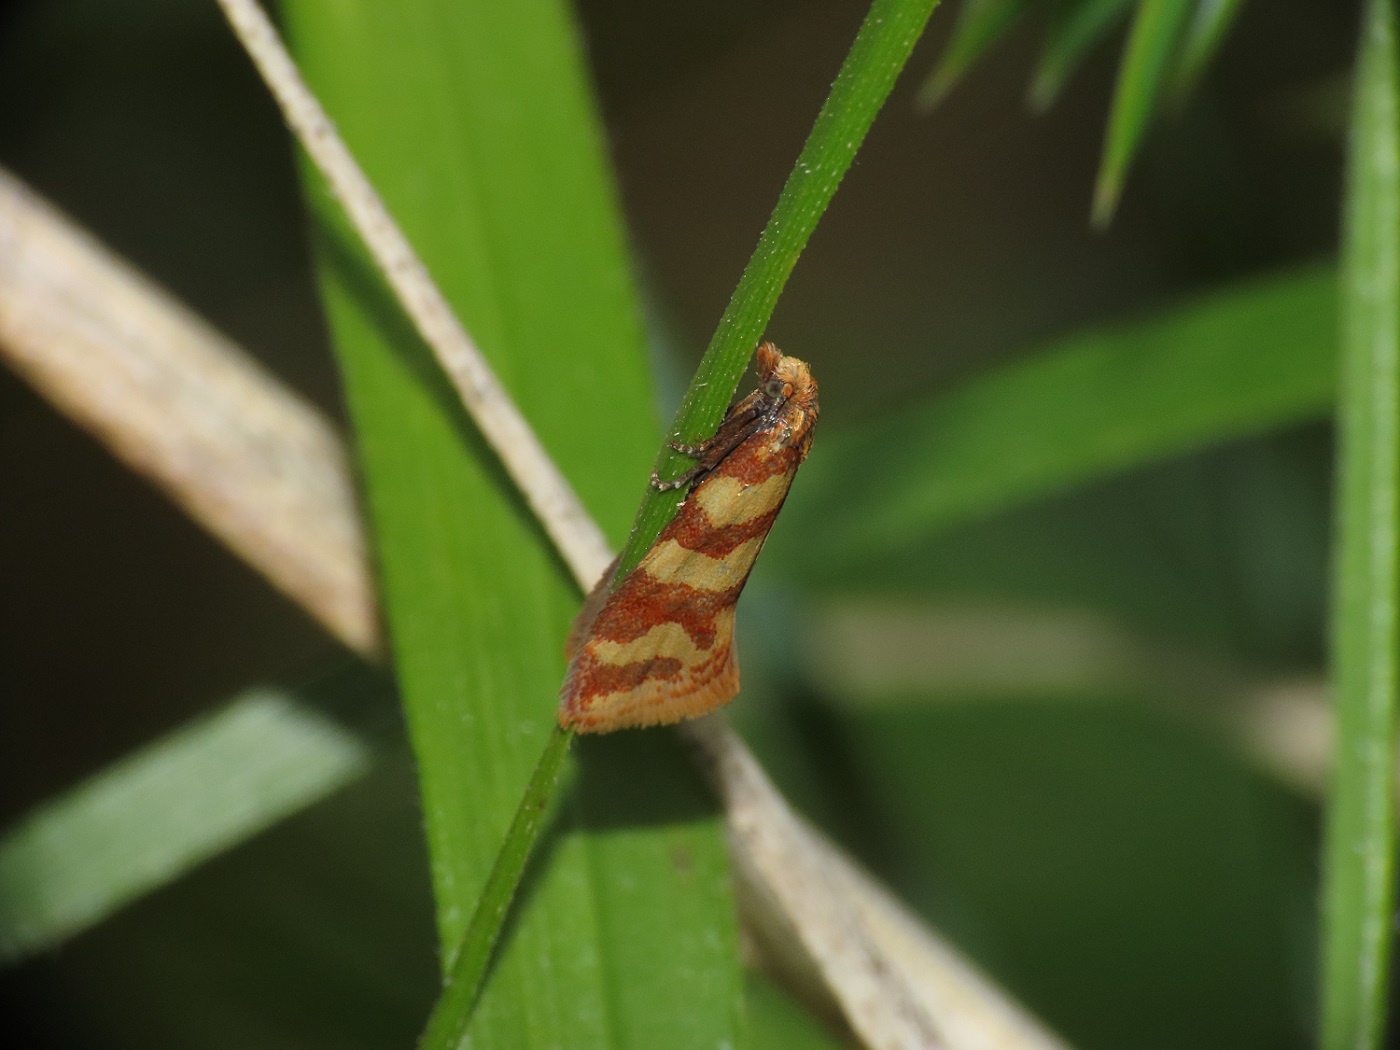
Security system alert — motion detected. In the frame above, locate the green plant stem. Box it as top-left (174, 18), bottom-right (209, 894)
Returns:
top-left (420, 724), bottom-right (575, 1050)
top-left (614, 0), bottom-right (942, 578)
top-left (420, 0), bottom-right (941, 1038)
top-left (1321, 1), bottom-right (1400, 1047)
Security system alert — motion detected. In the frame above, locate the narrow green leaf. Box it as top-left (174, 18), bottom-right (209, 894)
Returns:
top-left (279, 2), bottom-right (742, 1047)
top-left (1029, 0), bottom-right (1136, 110)
top-left (1320, 2), bottom-right (1400, 1047)
top-left (777, 264), bottom-right (1337, 577)
top-left (0, 682), bottom-right (378, 962)
top-left (1092, 0), bottom-right (1196, 225)
top-left (617, 0), bottom-right (943, 578)
top-left (1168, 0), bottom-right (1248, 102)
top-left (917, 0), bottom-right (1035, 107)
top-left (747, 974), bottom-right (851, 1050)
top-left (421, 727), bottom-right (573, 1050)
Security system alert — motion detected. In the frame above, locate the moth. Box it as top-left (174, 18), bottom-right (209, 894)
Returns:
top-left (558, 342), bottom-right (819, 733)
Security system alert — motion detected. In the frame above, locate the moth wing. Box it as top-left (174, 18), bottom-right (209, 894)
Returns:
top-left (558, 516), bottom-right (752, 733)
top-left (560, 602), bottom-right (739, 733)
top-left (558, 405), bottom-right (800, 734)
top-left (565, 555), bottom-right (620, 661)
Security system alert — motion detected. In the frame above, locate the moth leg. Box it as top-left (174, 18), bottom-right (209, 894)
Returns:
top-left (650, 464), bottom-right (706, 491)
top-left (652, 399), bottom-right (767, 491)
top-left (651, 436), bottom-right (723, 490)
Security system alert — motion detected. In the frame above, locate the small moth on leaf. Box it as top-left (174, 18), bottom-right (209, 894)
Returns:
top-left (558, 342), bottom-right (819, 733)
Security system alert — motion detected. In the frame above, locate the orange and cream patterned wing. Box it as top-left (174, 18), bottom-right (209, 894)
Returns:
top-left (558, 344), bottom-right (818, 734)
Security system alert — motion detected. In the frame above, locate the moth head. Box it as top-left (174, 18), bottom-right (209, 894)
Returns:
top-left (756, 342), bottom-right (809, 398)
top-left (754, 341), bottom-right (819, 451)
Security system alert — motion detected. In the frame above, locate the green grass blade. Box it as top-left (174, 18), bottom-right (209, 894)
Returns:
top-left (421, 726), bottom-right (573, 1050)
top-left (617, 0), bottom-right (943, 578)
top-left (917, 0), bottom-right (1035, 107)
top-left (1092, 0), bottom-right (1196, 225)
top-left (0, 680), bottom-right (379, 962)
top-left (280, 2), bottom-right (742, 1047)
top-left (1320, 2), bottom-right (1400, 1046)
top-left (1029, 0), bottom-right (1136, 110)
top-left (1168, 0), bottom-right (1248, 101)
top-left (777, 264), bottom-right (1337, 577)
top-left (747, 975), bottom-right (852, 1050)
top-left (405, 2), bottom-right (942, 1031)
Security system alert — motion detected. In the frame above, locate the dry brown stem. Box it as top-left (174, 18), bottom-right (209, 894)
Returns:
top-left (0, 168), bottom-right (377, 654)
